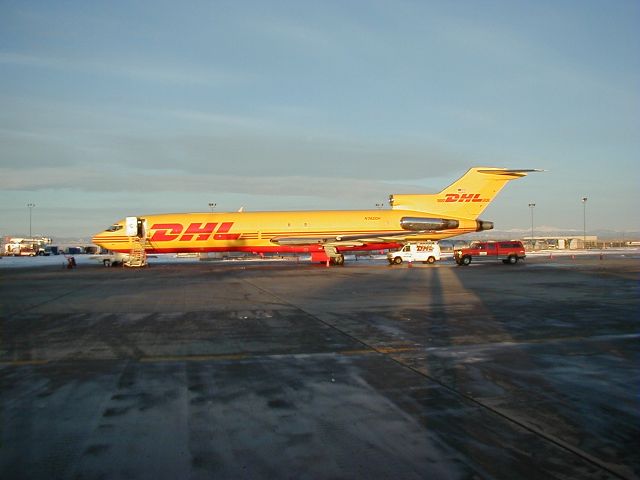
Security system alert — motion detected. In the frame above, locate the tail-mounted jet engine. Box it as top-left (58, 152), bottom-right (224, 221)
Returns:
top-left (400, 217), bottom-right (459, 231)
top-left (400, 217), bottom-right (494, 232)
top-left (475, 220), bottom-right (494, 231)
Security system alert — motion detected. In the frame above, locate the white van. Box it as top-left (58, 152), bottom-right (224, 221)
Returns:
top-left (387, 242), bottom-right (441, 265)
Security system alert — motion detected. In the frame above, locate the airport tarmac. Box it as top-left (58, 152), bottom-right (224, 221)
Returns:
top-left (1, 253), bottom-right (639, 479)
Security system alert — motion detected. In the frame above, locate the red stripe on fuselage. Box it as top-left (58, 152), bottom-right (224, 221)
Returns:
top-left (131, 242), bottom-right (402, 255)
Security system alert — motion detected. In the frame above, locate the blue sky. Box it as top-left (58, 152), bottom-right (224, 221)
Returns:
top-left (1, 0), bottom-right (638, 238)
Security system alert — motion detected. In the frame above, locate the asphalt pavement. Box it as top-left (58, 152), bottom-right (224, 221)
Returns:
top-left (1, 253), bottom-right (638, 479)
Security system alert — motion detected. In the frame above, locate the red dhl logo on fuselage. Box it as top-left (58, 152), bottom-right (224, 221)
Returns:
top-left (437, 193), bottom-right (489, 203)
top-left (149, 222), bottom-right (241, 242)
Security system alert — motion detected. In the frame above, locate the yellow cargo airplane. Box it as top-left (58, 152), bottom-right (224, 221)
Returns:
top-left (92, 167), bottom-right (539, 265)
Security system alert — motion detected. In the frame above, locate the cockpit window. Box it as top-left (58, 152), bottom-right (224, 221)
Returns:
top-left (106, 224), bottom-right (123, 232)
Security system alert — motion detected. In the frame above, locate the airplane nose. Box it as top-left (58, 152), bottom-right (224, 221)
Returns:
top-left (91, 232), bottom-right (106, 246)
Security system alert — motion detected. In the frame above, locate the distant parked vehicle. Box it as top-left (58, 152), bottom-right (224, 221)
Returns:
top-left (45, 246), bottom-right (60, 255)
top-left (3, 237), bottom-right (52, 256)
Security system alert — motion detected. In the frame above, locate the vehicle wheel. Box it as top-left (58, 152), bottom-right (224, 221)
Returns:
top-left (508, 255), bottom-right (518, 264)
top-left (461, 255), bottom-right (471, 266)
top-left (393, 256), bottom-right (403, 265)
top-left (426, 256), bottom-right (436, 264)
top-left (103, 259), bottom-right (111, 267)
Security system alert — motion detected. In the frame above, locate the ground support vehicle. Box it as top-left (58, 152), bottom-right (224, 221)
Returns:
top-left (454, 241), bottom-right (525, 266)
top-left (388, 242), bottom-right (441, 265)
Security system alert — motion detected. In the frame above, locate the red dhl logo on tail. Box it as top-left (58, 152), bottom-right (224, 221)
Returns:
top-left (149, 222), bottom-right (240, 242)
top-left (437, 193), bottom-right (489, 203)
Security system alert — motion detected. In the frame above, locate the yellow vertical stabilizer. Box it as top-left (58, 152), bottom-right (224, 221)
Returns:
top-left (389, 167), bottom-right (539, 218)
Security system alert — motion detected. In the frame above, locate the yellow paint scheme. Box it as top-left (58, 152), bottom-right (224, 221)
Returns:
top-left (93, 209), bottom-right (479, 254)
top-left (92, 167), bottom-right (537, 255)
top-left (389, 167), bottom-right (532, 217)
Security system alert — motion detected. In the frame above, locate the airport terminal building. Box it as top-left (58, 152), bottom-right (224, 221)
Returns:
top-left (524, 235), bottom-right (599, 250)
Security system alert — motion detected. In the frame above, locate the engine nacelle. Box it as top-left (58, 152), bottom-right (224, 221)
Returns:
top-left (400, 217), bottom-right (460, 231)
top-left (476, 220), bottom-right (494, 231)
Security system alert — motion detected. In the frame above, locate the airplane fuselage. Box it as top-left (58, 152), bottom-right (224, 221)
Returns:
top-left (92, 209), bottom-right (480, 255)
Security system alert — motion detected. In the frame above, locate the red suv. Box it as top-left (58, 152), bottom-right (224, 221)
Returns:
top-left (454, 241), bottom-right (526, 266)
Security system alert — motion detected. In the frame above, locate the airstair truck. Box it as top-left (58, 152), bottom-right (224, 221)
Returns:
top-left (387, 242), bottom-right (441, 265)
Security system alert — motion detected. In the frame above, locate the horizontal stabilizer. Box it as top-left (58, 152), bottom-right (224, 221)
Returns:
top-left (476, 168), bottom-right (544, 177)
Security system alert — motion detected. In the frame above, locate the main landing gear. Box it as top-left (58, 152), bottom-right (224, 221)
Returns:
top-left (316, 246), bottom-right (345, 266)
top-left (331, 254), bottom-right (345, 266)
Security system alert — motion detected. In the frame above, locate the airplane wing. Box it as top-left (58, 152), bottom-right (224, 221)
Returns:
top-left (270, 230), bottom-right (427, 247)
top-left (270, 217), bottom-right (460, 247)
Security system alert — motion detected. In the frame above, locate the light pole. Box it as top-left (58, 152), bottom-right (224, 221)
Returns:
top-left (528, 203), bottom-right (535, 250)
top-left (27, 203), bottom-right (35, 238)
top-left (581, 197), bottom-right (587, 249)
top-left (208, 203), bottom-right (216, 212)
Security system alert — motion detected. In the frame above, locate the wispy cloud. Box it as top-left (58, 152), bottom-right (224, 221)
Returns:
top-left (0, 96), bottom-right (467, 180)
top-left (0, 165), bottom-right (415, 206)
top-left (0, 51), bottom-right (242, 86)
